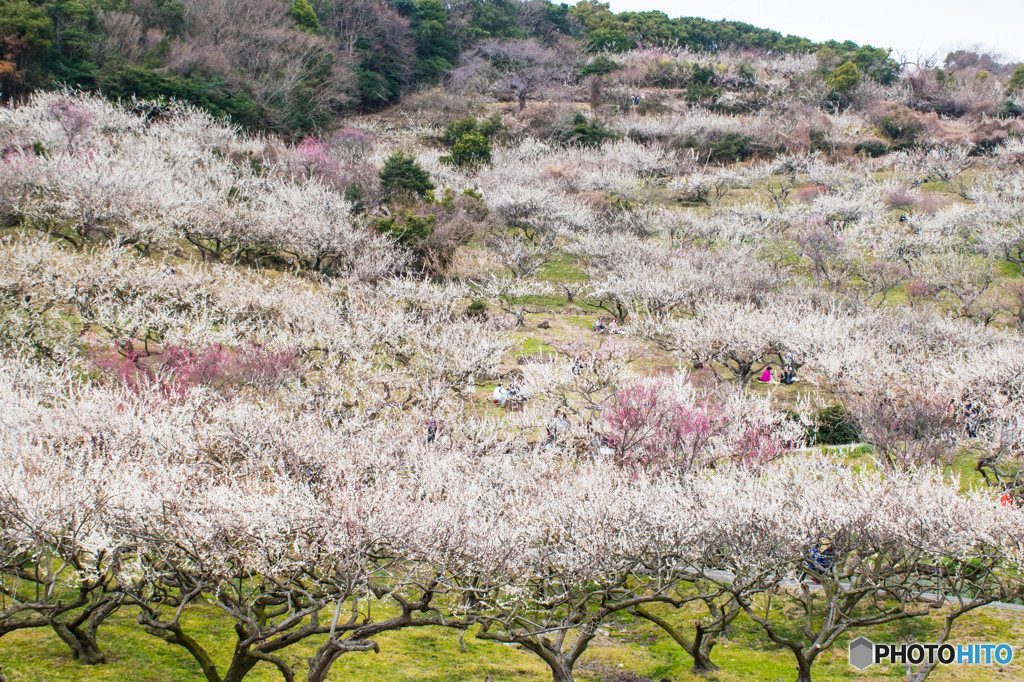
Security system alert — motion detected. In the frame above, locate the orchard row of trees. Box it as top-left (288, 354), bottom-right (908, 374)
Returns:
top-left (4, 92), bottom-right (1024, 433)
top-left (2, 77), bottom-right (1024, 680)
top-left (1, 350), bottom-right (1023, 682)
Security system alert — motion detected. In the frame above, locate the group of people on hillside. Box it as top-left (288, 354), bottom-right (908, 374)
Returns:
top-left (492, 379), bottom-right (525, 408)
top-left (546, 410), bottom-right (569, 442)
top-left (544, 410), bottom-right (616, 457)
top-left (757, 365), bottom-right (797, 385)
top-left (593, 316), bottom-right (625, 335)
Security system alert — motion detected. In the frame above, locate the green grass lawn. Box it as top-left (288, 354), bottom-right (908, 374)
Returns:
top-left (3, 595), bottom-right (1022, 681)
top-left (539, 255), bottom-right (589, 285)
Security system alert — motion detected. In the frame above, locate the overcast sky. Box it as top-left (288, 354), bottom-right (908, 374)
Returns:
top-left (605, 0), bottom-right (1024, 63)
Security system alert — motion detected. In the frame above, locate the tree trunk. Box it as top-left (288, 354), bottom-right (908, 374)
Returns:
top-left (690, 649), bottom-right (720, 676)
top-left (222, 649), bottom-right (261, 682)
top-left (690, 623), bottom-right (721, 675)
top-left (52, 623), bottom-right (106, 665)
top-left (503, 637), bottom-right (575, 682)
top-left (307, 649), bottom-right (341, 682)
top-left (546, 661), bottom-right (575, 682)
top-left (794, 654), bottom-right (813, 682)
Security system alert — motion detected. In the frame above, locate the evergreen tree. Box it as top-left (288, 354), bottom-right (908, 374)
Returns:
top-left (380, 151), bottom-right (434, 199)
top-left (288, 0), bottom-right (321, 33)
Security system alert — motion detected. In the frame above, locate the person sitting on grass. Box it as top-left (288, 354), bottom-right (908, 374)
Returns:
top-left (758, 365), bottom-right (773, 383)
top-left (546, 410), bottom-right (569, 443)
top-left (593, 316), bottom-right (607, 333)
top-left (505, 380), bottom-right (526, 409)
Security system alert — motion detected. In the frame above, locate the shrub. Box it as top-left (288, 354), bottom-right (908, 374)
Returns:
top-left (380, 151), bottom-right (434, 200)
top-left (674, 132), bottom-right (755, 164)
top-left (477, 112), bottom-right (506, 139)
top-left (855, 139), bottom-right (890, 157)
top-left (566, 111), bottom-right (619, 147)
top-left (645, 58), bottom-right (685, 88)
top-left (288, 0), bottom-right (320, 33)
top-left (826, 61), bottom-right (861, 95)
top-left (850, 46), bottom-right (899, 85)
top-left (375, 190), bottom-right (481, 275)
top-left (636, 93), bottom-right (668, 115)
top-left (969, 121), bottom-right (1010, 150)
top-left (810, 404), bottom-right (860, 445)
top-left (685, 65), bottom-right (719, 102)
top-left (705, 132), bottom-right (753, 163)
top-left (441, 116), bottom-right (479, 146)
top-left (441, 113), bottom-right (506, 146)
top-left (1001, 100), bottom-right (1023, 118)
top-left (343, 182), bottom-right (366, 210)
top-left (876, 109), bottom-right (922, 150)
top-left (738, 63), bottom-right (757, 87)
top-left (441, 130), bottom-right (492, 168)
top-left (466, 300), bottom-right (487, 317)
top-left (712, 133), bottom-right (753, 163)
top-left (519, 102), bottom-right (575, 142)
top-left (577, 55), bottom-right (620, 78)
top-left (376, 210), bottom-right (435, 247)
top-left (398, 88), bottom-right (475, 128)
top-left (809, 129), bottom-right (830, 153)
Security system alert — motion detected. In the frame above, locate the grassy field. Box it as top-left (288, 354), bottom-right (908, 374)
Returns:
top-left (2, 595), bottom-right (1022, 681)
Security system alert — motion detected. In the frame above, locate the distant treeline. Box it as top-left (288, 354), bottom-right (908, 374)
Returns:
top-left (0, 0), bottom-right (896, 135)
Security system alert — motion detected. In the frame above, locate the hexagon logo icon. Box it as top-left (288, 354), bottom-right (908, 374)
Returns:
top-left (849, 636), bottom-right (875, 670)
